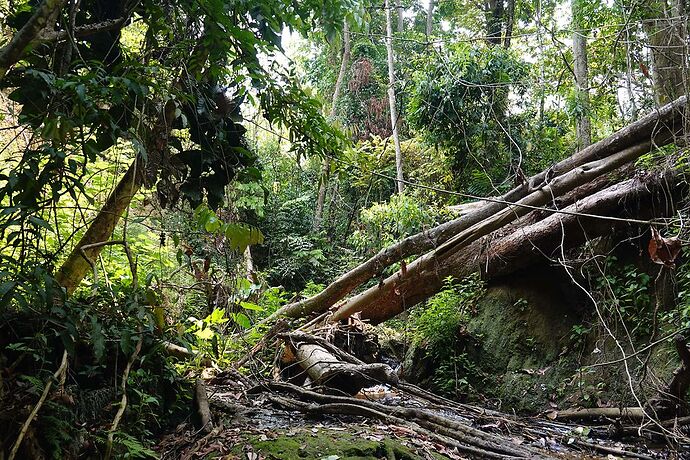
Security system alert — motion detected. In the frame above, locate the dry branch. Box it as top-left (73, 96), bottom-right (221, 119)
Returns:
top-left (266, 96), bottom-right (687, 321)
top-left (549, 407), bottom-right (646, 421)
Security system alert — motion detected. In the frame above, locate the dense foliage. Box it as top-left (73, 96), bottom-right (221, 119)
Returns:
top-left (1, 0), bottom-right (689, 456)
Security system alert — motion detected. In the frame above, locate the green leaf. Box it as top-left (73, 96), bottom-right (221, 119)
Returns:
top-left (90, 316), bottom-right (105, 362)
top-left (204, 215), bottom-right (221, 233)
top-left (208, 308), bottom-right (228, 324)
top-left (28, 216), bottom-right (53, 231)
top-left (240, 301), bottom-right (263, 312)
top-left (232, 312), bottom-right (251, 329)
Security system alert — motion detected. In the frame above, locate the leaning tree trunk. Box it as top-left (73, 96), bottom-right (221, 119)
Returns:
top-left (55, 67), bottom-right (199, 295)
top-left (55, 161), bottom-right (142, 295)
top-left (385, 0), bottom-right (405, 194)
top-left (264, 96), bottom-right (687, 322)
top-left (0, 0), bottom-right (67, 80)
top-left (332, 169), bottom-right (684, 324)
top-left (314, 21), bottom-right (351, 232)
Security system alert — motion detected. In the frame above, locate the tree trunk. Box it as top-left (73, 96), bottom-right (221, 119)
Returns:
top-left (503, 0), bottom-right (515, 48)
top-left (264, 96), bottom-right (686, 321)
top-left (396, 0), bottom-right (404, 33)
top-left (332, 169), bottom-right (683, 324)
top-left (55, 100), bottom-right (178, 296)
top-left (426, 0), bottom-right (434, 40)
top-left (314, 21), bottom-right (351, 231)
top-left (572, 0), bottom-right (592, 149)
top-left (485, 0), bottom-right (504, 47)
top-left (55, 162), bottom-right (141, 295)
top-left (644, 0), bottom-right (687, 105)
top-left (0, 0), bottom-right (67, 80)
top-left (385, 0), bottom-right (405, 194)
top-left (288, 341), bottom-right (398, 395)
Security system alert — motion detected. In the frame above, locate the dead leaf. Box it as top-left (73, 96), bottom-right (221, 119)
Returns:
top-left (648, 227), bottom-right (682, 268)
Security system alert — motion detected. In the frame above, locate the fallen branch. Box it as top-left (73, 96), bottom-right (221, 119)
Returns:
top-left (269, 395), bottom-right (537, 459)
top-left (549, 407), bottom-right (646, 421)
top-left (8, 349), bottom-right (68, 460)
top-left (574, 439), bottom-right (655, 460)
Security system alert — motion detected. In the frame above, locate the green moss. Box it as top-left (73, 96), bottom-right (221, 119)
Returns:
top-left (463, 270), bottom-right (582, 412)
top-left (227, 428), bottom-right (443, 460)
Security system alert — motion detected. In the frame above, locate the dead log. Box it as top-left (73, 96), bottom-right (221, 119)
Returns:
top-left (288, 340), bottom-right (398, 395)
top-left (266, 96), bottom-right (687, 321)
top-left (548, 407), bottom-right (646, 421)
top-left (332, 169), bottom-right (684, 324)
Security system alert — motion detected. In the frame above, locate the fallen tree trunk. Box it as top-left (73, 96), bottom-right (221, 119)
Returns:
top-left (266, 96), bottom-right (687, 321)
top-left (287, 338), bottom-right (398, 395)
top-left (331, 169), bottom-right (684, 324)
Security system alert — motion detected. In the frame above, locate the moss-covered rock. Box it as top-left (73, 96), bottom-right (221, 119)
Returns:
top-left (464, 266), bottom-right (584, 412)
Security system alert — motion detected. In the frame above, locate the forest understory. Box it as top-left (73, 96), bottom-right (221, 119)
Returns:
top-left (2, 0), bottom-right (690, 458)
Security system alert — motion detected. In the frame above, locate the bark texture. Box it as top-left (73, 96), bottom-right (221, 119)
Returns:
top-left (426, 0), bottom-right (434, 39)
top-left (0, 0), bottom-right (67, 80)
top-left (644, 0), bottom-right (688, 104)
top-left (572, 0), bottom-right (592, 149)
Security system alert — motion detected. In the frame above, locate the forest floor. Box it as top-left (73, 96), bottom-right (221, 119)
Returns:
top-left (153, 372), bottom-right (684, 460)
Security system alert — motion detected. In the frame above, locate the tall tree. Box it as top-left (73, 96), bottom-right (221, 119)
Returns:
top-left (314, 21), bottom-right (352, 231)
top-left (572, 0), bottom-right (592, 150)
top-left (643, 0), bottom-right (687, 104)
top-left (426, 0), bottom-right (434, 40)
top-left (397, 0), bottom-right (404, 32)
top-left (385, 0), bottom-right (405, 193)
